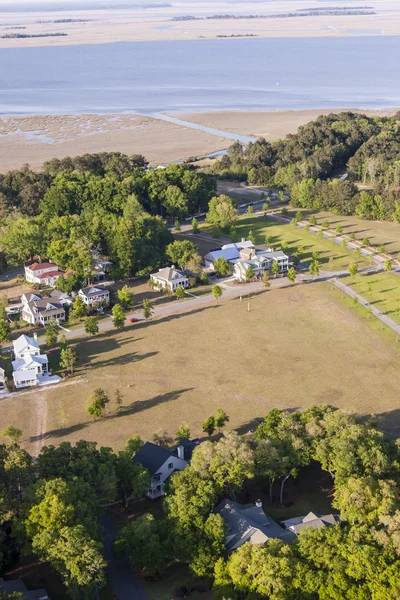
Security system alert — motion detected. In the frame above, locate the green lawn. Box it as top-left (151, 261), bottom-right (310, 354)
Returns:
top-left (201, 214), bottom-right (368, 270)
top-left (343, 271), bottom-right (400, 325)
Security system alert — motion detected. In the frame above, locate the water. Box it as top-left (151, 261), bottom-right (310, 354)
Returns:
top-left (1, 36), bottom-right (400, 115)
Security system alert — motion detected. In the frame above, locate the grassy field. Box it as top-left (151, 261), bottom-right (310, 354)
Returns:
top-left (342, 271), bottom-right (400, 325)
top-left (286, 207), bottom-right (400, 256)
top-left (2, 281), bottom-right (400, 455)
top-left (200, 214), bottom-right (368, 270)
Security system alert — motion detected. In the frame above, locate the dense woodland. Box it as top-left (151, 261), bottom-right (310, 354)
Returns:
top-left (0, 154), bottom-right (216, 277)
top-left (2, 406), bottom-right (398, 599)
top-left (211, 111), bottom-right (400, 222)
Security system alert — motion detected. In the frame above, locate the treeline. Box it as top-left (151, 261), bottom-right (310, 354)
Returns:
top-left (211, 111), bottom-right (400, 222)
top-left (0, 435), bottom-right (149, 599)
top-left (0, 153), bottom-right (216, 277)
top-left (116, 406), bottom-right (400, 599)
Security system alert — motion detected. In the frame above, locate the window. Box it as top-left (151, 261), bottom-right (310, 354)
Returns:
top-left (153, 474), bottom-right (161, 482)
top-left (168, 462), bottom-right (173, 469)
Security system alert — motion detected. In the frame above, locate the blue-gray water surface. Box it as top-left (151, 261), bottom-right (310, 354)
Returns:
top-left (1, 36), bottom-right (399, 115)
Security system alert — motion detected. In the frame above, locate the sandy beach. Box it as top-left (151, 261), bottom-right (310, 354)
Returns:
top-left (1, 108), bottom-right (399, 173)
top-left (0, 1), bottom-right (399, 48)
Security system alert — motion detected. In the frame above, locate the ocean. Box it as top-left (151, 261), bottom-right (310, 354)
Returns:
top-left (1, 36), bottom-right (399, 114)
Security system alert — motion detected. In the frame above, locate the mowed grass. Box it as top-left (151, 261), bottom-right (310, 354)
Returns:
top-left (287, 207), bottom-right (400, 256)
top-left (2, 282), bottom-right (400, 456)
top-left (201, 215), bottom-right (368, 270)
top-left (343, 271), bottom-right (400, 325)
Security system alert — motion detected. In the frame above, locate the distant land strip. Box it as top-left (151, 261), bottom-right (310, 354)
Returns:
top-left (0, 32), bottom-right (67, 39)
top-left (172, 9), bottom-right (376, 21)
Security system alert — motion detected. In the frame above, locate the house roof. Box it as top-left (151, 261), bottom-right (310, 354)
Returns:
top-left (25, 300), bottom-right (65, 317)
top-left (26, 262), bottom-right (55, 271)
top-left (221, 241), bottom-right (255, 250)
top-left (12, 354), bottom-right (47, 371)
top-left (132, 442), bottom-right (178, 476)
top-left (173, 438), bottom-right (200, 461)
top-left (35, 270), bottom-right (64, 280)
top-left (282, 512), bottom-right (340, 535)
top-left (50, 289), bottom-right (70, 300)
top-left (0, 577), bottom-right (48, 600)
top-left (13, 334), bottom-right (39, 354)
top-left (152, 267), bottom-right (187, 282)
top-left (80, 286), bottom-right (109, 297)
top-left (22, 293), bottom-right (43, 303)
top-left (215, 499), bottom-right (295, 552)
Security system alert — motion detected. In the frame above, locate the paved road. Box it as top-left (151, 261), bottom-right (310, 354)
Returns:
top-left (101, 514), bottom-right (149, 600)
top-left (334, 278), bottom-right (400, 335)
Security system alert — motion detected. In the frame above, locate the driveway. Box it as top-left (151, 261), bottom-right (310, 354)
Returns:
top-left (101, 514), bottom-right (148, 600)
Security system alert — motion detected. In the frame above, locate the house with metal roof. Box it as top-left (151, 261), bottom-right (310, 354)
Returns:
top-left (281, 512), bottom-right (340, 536)
top-left (78, 285), bottom-right (110, 307)
top-left (12, 334), bottom-right (61, 389)
top-left (233, 248), bottom-right (289, 281)
top-left (24, 260), bottom-right (65, 287)
top-left (204, 239), bottom-right (255, 268)
top-left (215, 499), bottom-right (295, 552)
top-left (150, 266), bottom-right (189, 292)
top-left (132, 439), bottom-right (199, 499)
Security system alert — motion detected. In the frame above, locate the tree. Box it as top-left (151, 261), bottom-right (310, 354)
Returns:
top-left (191, 217), bottom-right (199, 233)
top-left (0, 425), bottom-right (22, 443)
top-left (333, 477), bottom-right (400, 525)
top-left (125, 435), bottom-right (144, 456)
top-left (341, 238), bottom-right (347, 249)
top-left (247, 204), bottom-right (254, 214)
top-left (0, 318), bottom-right (10, 345)
top-left (336, 225), bottom-right (343, 234)
top-left (348, 262), bottom-right (358, 277)
top-left (322, 219), bottom-right (330, 228)
top-left (363, 237), bottom-right (371, 246)
top-left (176, 424), bottom-right (191, 442)
top-left (202, 416), bottom-right (216, 437)
top-left (175, 285), bottom-right (185, 300)
top-left (214, 257), bottom-right (231, 277)
top-left (112, 303), bottom-right (125, 329)
top-left (114, 514), bottom-right (166, 576)
top-left (262, 271), bottom-right (270, 288)
top-left (212, 285), bottom-right (223, 303)
top-left (70, 295), bottom-right (86, 320)
top-left (248, 230), bottom-right (256, 245)
top-left (164, 185), bottom-right (188, 219)
top-left (87, 388), bottom-right (110, 420)
top-left (186, 252), bottom-right (202, 278)
top-left (310, 215), bottom-right (317, 225)
top-left (84, 316), bottom-right (99, 335)
top-left (114, 452), bottom-right (150, 504)
top-left (215, 409), bottom-right (229, 432)
top-left (117, 284), bottom-right (133, 308)
top-left (245, 265), bottom-right (255, 281)
top-left (206, 195), bottom-right (237, 230)
top-left (287, 267), bottom-right (296, 283)
top-left (44, 319), bottom-right (58, 348)
top-left (115, 388), bottom-right (123, 411)
top-left (143, 299), bottom-right (154, 321)
top-left (271, 260), bottom-right (280, 278)
top-left (166, 240), bottom-right (197, 268)
top-left (60, 347), bottom-right (77, 375)
top-left (384, 259), bottom-right (393, 272)
top-left (309, 259), bottom-right (320, 279)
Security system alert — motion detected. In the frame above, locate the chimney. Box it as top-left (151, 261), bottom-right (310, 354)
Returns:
top-left (241, 237), bottom-right (245, 243)
top-left (33, 332), bottom-right (38, 341)
top-left (255, 499), bottom-right (262, 508)
top-left (177, 445), bottom-right (185, 460)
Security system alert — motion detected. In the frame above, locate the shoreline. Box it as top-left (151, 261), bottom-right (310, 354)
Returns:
top-left (0, 107), bottom-right (398, 172)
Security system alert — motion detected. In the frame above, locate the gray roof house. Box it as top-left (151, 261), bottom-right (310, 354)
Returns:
top-left (132, 440), bottom-right (198, 499)
top-left (204, 239), bottom-right (255, 268)
top-left (233, 247), bottom-right (289, 281)
top-left (215, 499), bottom-right (295, 552)
top-left (150, 266), bottom-right (189, 292)
top-left (78, 286), bottom-right (110, 306)
top-left (0, 577), bottom-right (48, 599)
top-left (282, 512), bottom-right (340, 536)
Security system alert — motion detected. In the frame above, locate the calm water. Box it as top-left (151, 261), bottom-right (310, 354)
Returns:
top-left (1, 36), bottom-right (400, 115)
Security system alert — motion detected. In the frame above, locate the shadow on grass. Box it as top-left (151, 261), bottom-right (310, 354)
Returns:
top-left (30, 388), bottom-right (194, 443)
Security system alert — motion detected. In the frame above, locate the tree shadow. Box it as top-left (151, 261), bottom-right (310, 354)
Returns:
top-left (29, 421), bottom-right (88, 443)
top-left (109, 387), bottom-right (195, 419)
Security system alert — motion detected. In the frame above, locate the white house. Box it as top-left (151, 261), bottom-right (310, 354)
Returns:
top-left (150, 266), bottom-right (189, 292)
top-left (78, 286), bottom-right (110, 307)
top-left (24, 261), bottom-right (65, 287)
top-left (132, 439), bottom-right (199, 499)
top-left (12, 334), bottom-right (60, 389)
top-left (204, 239), bottom-right (255, 268)
top-left (0, 366), bottom-right (6, 391)
top-left (233, 248), bottom-right (289, 282)
top-left (21, 293), bottom-right (65, 326)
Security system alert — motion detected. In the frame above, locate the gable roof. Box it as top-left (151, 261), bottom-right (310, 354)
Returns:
top-left (80, 286), bottom-right (109, 297)
top-left (282, 512), bottom-right (340, 535)
top-left (22, 292), bottom-right (43, 303)
top-left (35, 270), bottom-right (64, 280)
top-left (26, 262), bottom-right (55, 271)
top-left (152, 267), bottom-right (187, 282)
top-left (132, 442), bottom-right (177, 475)
top-left (173, 438), bottom-right (200, 461)
top-left (13, 334), bottom-right (39, 354)
top-left (215, 499), bottom-right (295, 552)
